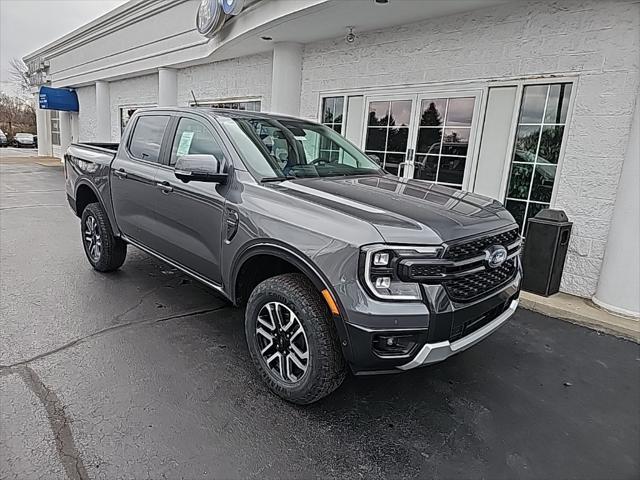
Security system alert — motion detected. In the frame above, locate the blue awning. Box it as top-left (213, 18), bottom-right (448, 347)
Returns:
top-left (39, 86), bottom-right (79, 112)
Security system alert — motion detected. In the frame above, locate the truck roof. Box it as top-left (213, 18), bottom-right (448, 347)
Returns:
top-left (134, 106), bottom-right (315, 123)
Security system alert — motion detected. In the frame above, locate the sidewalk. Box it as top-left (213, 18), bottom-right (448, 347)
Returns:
top-left (0, 150), bottom-right (61, 166)
top-left (521, 291), bottom-right (640, 342)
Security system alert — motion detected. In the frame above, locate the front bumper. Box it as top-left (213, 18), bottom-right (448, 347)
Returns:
top-left (338, 263), bottom-right (521, 374)
top-left (397, 298), bottom-right (518, 370)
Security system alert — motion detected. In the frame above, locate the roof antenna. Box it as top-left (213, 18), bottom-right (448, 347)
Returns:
top-left (191, 90), bottom-right (200, 107)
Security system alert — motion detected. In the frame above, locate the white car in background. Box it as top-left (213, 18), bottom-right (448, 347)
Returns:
top-left (12, 133), bottom-right (36, 148)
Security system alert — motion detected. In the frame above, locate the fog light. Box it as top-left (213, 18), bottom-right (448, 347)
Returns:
top-left (373, 252), bottom-right (390, 266)
top-left (374, 276), bottom-right (391, 288)
top-left (372, 334), bottom-right (418, 356)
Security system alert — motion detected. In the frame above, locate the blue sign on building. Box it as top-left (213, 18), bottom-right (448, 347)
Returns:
top-left (39, 86), bottom-right (79, 112)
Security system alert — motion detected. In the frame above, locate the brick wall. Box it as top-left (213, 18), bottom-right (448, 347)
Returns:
top-left (176, 53), bottom-right (272, 109)
top-left (76, 85), bottom-right (96, 142)
top-left (109, 73), bottom-right (159, 141)
top-left (300, 0), bottom-right (640, 298)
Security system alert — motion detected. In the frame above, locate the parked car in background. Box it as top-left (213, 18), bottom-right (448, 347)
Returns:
top-left (12, 133), bottom-right (36, 148)
top-left (33, 135), bottom-right (38, 148)
top-left (0, 129), bottom-right (7, 147)
top-left (64, 107), bottom-right (522, 404)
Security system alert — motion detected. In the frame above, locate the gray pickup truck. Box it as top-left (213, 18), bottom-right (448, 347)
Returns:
top-left (65, 107), bottom-right (522, 404)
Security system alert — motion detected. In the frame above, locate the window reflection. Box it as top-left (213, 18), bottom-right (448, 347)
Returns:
top-left (414, 97), bottom-right (474, 188)
top-left (321, 96), bottom-right (346, 160)
top-left (365, 100), bottom-right (412, 173)
top-left (518, 85), bottom-right (547, 123)
top-left (506, 82), bottom-right (572, 235)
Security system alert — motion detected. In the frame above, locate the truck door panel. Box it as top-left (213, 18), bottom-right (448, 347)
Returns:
top-left (110, 114), bottom-right (170, 246)
top-left (151, 115), bottom-right (227, 284)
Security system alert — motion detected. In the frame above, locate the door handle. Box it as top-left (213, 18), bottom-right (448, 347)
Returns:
top-left (398, 161), bottom-right (409, 177)
top-left (113, 169), bottom-right (128, 179)
top-left (156, 181), bottom-right (173, 194)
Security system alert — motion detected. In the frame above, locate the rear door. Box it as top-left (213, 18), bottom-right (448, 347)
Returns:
top-left (110, 113), bottom-right (170, 246)
top-left (151, 113), bottom-right (229, 284)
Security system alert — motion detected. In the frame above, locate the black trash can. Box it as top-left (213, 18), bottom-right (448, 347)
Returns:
top-left (522, 209), bottom-right (572, 297)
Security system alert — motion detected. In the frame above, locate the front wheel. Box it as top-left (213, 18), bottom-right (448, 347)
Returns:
top-left (245, 273), bottom-right (346, 404)
top-left (81, 202), bottom-right (127, 272)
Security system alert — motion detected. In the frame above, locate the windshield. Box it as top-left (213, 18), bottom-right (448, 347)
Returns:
top-left (219, 116), bottom-right (383, 180)
top-left (16, 133), bottom-right (33, 139)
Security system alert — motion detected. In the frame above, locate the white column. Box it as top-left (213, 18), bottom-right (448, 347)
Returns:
top-left (593, 94), bottom-right (640, 318)
top-left (270, 42), bottom-right (303, 116)
top-left (158, 67), bottom-right (178, 107)
top-left (35, 92), bottom-right (52, 157)
top-left (95, 80), bottom-right (111, 142)
top-left (70, 112), bottom-right (80, 143)
top-left (59, 111), bottom-right (72, 157)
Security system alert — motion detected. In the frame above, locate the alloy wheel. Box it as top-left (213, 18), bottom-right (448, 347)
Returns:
top-left (84, 214), bottom-right (102, 262)
top-left (255, 302), bottom-right (309, 383)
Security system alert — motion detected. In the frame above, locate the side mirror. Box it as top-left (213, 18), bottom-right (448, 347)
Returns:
top-left (368, 154), bottom-right (382, 165)
top-left (174, 154), bottom-right (228, 184)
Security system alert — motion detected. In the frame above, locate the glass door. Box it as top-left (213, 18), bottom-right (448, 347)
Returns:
top-left (362, 96), bottom-right (416, 176)
top-left (411, 94), bottom-right (478, 189)
top-left (362, 92), bottom-right (480, 189)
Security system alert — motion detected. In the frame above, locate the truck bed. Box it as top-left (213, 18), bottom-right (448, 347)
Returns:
top-left (66, 142), bottom-right (118, 166)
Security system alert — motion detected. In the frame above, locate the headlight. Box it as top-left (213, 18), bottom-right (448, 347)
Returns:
top-left (360, 244), bottom-right (443, 301)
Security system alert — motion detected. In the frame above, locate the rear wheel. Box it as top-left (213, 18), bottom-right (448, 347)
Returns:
top-left (245, 273), bottom-right (346, 404)
top-left (81, 202), bottom-right (127, 272)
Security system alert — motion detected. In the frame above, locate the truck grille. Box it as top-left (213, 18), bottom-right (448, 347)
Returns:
top-left (444, 228), bottom-right (520, 262)
top-left (444, 259), bottom-right (517, 302)
top-left (449, 301), bottom-right (509, 342)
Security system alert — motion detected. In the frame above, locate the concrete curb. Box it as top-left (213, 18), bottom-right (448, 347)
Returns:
top-left (520, 291), bottom-right (640, 343)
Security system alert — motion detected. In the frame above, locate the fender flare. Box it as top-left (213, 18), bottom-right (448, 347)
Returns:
top-left (74, 179), bottom-right (104, 214)
top-left (74, 180), bottom-right (120, 236)
top-left (230, 240), bottom-right (352, 348)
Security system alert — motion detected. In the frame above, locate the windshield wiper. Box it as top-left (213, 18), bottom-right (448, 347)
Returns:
top-left (260, 176), bottom-right (296, 183)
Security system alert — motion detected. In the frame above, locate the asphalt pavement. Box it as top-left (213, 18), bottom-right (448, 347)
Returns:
top-left (1, 155), bottom-right (638, 480)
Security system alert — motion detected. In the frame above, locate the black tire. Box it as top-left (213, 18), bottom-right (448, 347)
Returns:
top-left (245, 273), bottom-right (346, 404)
top-left (81, 202), bottom-right (127, 272)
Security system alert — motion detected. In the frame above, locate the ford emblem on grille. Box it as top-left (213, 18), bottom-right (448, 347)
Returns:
top-left (484, 245), bottom-right (508, 269)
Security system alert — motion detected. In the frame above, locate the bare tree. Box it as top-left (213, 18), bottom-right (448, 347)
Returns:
top-left (0, 93), bottom-right (37, 138)
top-left (9, 58), bottom-right (31, 96)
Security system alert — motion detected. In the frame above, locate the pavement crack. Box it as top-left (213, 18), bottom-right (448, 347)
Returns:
top-left (111, 285), bottom-right (167, 325)
top-left (13, 365), bottom-right (89, 480)
top-left (0, 306), bottom-right (228, 370)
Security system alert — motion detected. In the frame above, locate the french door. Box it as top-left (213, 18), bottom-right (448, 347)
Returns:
top-left (362, 91), bottom-right (480, 189)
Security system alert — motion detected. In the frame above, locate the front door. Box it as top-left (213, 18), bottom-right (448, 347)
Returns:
top-left (151, 114), bottom-right (228, 284)
top-left (362, 92), bottom-right (480, 190)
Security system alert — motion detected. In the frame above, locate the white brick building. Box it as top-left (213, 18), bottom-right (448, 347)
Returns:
top-left (24, 0), bottom-right (640, 317)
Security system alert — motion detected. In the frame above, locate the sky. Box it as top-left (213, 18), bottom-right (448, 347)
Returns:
top-left (0, 0), bottom-right (127, 96)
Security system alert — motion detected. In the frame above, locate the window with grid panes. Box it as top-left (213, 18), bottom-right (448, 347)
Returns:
top-left (504, 83), bottom-right (572, 235)
top-left (413, 97), bottom-right (475, 189)
top-left (364, 100), bottom-right (412, 176)
top-left (319, 97), bottom-right (345, 162)
top-left (50, 110), bottom-right (60, 146)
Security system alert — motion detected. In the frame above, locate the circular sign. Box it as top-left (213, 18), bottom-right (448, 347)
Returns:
top-left (196, 0), bottom-right (225, 38)
top-left (222, 0), bottom-right (244, 16)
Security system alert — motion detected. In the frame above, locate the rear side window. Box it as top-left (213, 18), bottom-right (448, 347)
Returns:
top-left (128, 115), bottom-right (169, 163)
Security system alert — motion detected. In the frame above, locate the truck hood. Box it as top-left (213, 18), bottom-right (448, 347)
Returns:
top-left (275, 175), bottom-right (516, 244)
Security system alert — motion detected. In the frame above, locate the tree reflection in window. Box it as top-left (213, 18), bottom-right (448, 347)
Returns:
top-left (413, 97), bottom-right (474, 188)
top-left (364, 100), bottom-right (411, 176)
top-left (505, 83), bottom-right (572, 236)
top-left (320, 97), bottom-right (345, 162)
